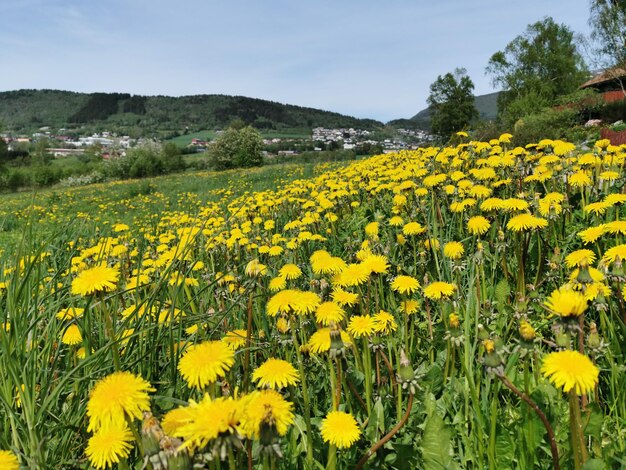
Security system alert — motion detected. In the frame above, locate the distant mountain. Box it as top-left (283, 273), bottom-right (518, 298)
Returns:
top-left (0, 89), bottom-right (383, 136)
top-left (390, 92), bottom-right (500, 130)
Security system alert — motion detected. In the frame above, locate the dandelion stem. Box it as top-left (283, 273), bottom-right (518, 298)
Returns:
top-left (498, 374), bottom-right (559, 470)
top-left (355, 393), bottom-right (414, 470)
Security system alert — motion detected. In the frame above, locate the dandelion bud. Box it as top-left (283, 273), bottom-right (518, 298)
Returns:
top-left (612, 257), bottom-right (624, 277)
top-left (477, 324), bottom-right (489, 340)
top-left (276, 317), bottom-right (290, 334)
top-left (141, 412), bottom-right (165, 456)
top-left (519, 320), bottom-right (536, 342)
top-left (329, 324), bottom-right (345, 359)
top-left (576, 264), bottom-right (594, 284)
top-left (448, 313), bottom-right (460, 329)
top-left (555, 329), bottom-right (570, 348)
top-left (398, 349), bottom-right (415, 383)
top-left (483, 339), bottom-right (495, 354)
top-left (587, 322), bottom-right (602, 350)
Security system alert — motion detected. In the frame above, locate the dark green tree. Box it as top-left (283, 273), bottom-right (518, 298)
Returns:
top-left (486, 17), bottom-right (588, 127)
top-left (427, 68), bottom-right (478, 140)
top-left (210, 125), bottom-right (263, 171)
top-left (0, 136), bottom-right (7, 163)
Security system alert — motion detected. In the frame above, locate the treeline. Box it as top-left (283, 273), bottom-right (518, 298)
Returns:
top-left (0, 90), bottom-right (382, 136)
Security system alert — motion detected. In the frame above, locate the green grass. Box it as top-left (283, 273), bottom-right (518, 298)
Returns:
top-left (167, 130), bottom-right (217, 147)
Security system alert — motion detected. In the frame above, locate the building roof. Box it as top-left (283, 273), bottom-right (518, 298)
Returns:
top-left (580, 67), bottom-right (626, 89)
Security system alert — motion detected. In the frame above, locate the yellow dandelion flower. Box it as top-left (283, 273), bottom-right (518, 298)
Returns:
top-left (71, 265), bottom-right (120, 296)
top-left (443, 241), bottom-right (464, 260)
top-left (365, 221), bottom-right (379, 239)
top-left (578, 225), bottom-right (606, 244)
top-left (310, 251), bottom-right (346, 275)
top-left (178, 341), bottom-right (235, 389)
top-left (85, 424), bottom-right (134, 469)
top-left (500, 198), bottom-right (529, 212)
top-left (605, 220), bottom-right (626, 235)
top-left (222, 329), bottom-right (248, 350)
top-left (331, 288), bottom-right (359, 307)
top-left (347, 315), bottom-right (376, 337)
top-left (544, 287), bottom-right (587, 318)
top-left (391, 275), bottom-right (420, 295)
top-left (55, 307), bottom-right (84, 320)
top-left (175, 395), bottom-right (241, 450)
top-left (266, 289), bottom-right (320, 316)
top-left (604, 193), bottom-right (626, 205)
top-left (389, 216), bottom-right (404, 226)
top-left (569, 171), bottom-right (592, 188)
top-left (0, 450), bottom-right (19, 470)
top-left (279, 264), bottom-right (302, 280)
top-left (400, 299), bottom-right (419, 315)
top-left (602, 244), bottom-right (626, 265)
top-left (320, 411), bottom-right (361, 449)
top-left (403, 222), bottom-right (426, 236)
top-left (564, 249), bottom-right (596, 268)
top-left (87, 371), bottom-right (154, 432)
top-left (162, 404), bottom-right (197, 436)
top-left (307, 328), bottom-right (352, 354)
top-left (519, 320), bottom-right (536, 341)
top-left (541, 350), bottom-right (599, 395)
top-left (316, 302), bottom-right (346, 326)
top-left (361, 254), bottom-right (389, 274)
top-left (252, 358), bottom-right (299, 389)
top-left (61, 324), bottom-right (82, 346)
top-left (276, 317), bottom-right (290, 333)
top-left (423, 281), bottom-right (456, 300)
top-left (584, 201), bottom-right (612, 215)
top-left (467, 216), bottom-right (491, 235)
top-left (372, 310), bottom-right (397, 334)
top-left (269, 276), bottom-right (287, 292)
top-left (239, 389), bottom-right (294, 439)
top-left (333, 263), bottom-right (370, 287)
top-left (506, 213), bottom-right (548, 232)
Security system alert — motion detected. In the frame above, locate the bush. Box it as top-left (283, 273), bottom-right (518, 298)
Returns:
top-left (31, 165), bottom-right (61, 187)
top-left (59, 171), bottom-right (106, 187)
top-left (209, 126), bottom-right (263, 170)
top-left (512, 108), bottom-right (578, 145)
top-left (104, 142), bottom-right (187, 179)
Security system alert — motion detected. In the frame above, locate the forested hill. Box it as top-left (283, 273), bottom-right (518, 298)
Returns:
top-left (388, 92), bottom-right (500, 131)
top-left (0, 89), bottom-right (383, 136)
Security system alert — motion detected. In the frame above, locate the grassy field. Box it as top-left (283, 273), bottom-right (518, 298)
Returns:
top-left (167, 128), bottom-right (312, 147)
top-left (0, 139), bottom-right (625, 469)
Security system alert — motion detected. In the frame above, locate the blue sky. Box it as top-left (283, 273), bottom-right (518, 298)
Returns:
top-left (0, 0), bottom-right (592, 122)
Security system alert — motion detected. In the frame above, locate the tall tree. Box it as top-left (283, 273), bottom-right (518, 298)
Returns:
top-left (486, 17), bottom-right (588, 126)
top-left (589, 0), bottom-right (626, 90)
top-left (427, 68), bottom-right (478, 140)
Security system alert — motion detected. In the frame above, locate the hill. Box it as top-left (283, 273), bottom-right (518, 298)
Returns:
top-left (0, 89), bottom-right (383, 137)
top-left (390, 92), bottom-right (499, 130)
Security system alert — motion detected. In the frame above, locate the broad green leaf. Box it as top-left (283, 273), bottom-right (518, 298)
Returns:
top-left (421, 407), bottom-right (459, 470)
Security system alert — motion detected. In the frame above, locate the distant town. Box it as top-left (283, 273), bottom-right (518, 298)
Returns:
top-left (1, 126), bottom-right (434, 159)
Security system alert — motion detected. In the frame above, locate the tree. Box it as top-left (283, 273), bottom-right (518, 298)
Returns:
top-left (486, 17), bottom-right (588, 127)
top-left (427, 68), bottom-right (478, 139)
top-left (210, 125), bottom-right (264, 171)
top-left (589, 1), bottom-right (626, 90)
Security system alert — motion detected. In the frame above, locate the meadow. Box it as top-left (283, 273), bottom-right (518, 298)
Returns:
top-left (0, 136), bottom-right (624, 469)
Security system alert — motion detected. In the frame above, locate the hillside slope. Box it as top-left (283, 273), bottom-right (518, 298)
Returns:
top-left (0, 89), bottom-right (383, 136)
top-left (398, 92), bottom-right (499, 130)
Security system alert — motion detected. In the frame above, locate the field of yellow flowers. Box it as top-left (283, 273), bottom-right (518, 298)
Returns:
top-left (0, 136), bottom-right (625, 469)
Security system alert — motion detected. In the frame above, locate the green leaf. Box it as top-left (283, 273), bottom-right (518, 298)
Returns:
top-left (494, 278), bottom-right (511, 307)
top-left (583, 403), bottom-right (603, 440)
top-left (495, 432), bottom-right (515, 468)
top-left (421, 406), bottom-right (459, 470)
top-left (582, 459), bottom-right (605, 470)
